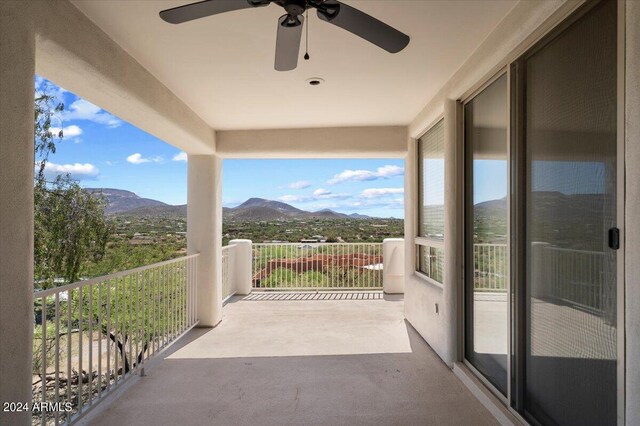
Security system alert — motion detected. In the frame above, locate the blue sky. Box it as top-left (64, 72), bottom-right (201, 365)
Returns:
top-left (474, 160), bottom-right (507, 204)
top-left (223, 159), bottom-right (405, 217)
top-left (35, 76), bottom-right (406, 218)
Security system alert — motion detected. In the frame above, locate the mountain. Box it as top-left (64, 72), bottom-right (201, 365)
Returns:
top-left (125, 204), bottom-right (187, 218)
top-left (224, 199), bottom-right (353, 220)
top-left (87, 188), bottom-right (168, 215)
top-left (349, 213), bottom-right (371, 219)
top-left (92, 190), bottom-right (378, 220)
top-left (474, 197), bottom-right (507, 217)
top-left (236, 198), bottom-right (303, 214)
top-left (311, 208), bottom-right (349, 219)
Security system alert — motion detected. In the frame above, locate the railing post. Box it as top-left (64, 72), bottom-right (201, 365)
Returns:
top-left (383, 238), bottom-right (405, 294)
top-left (230, 239), bottom-right (253, 295)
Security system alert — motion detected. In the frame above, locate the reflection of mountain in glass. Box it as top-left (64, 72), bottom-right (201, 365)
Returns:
top-left (473, 197), bottom-right (507, 244)
top-left (469, 192), bottom-right (612, 251)
top-left (528, 191), bottom-right (612, 251)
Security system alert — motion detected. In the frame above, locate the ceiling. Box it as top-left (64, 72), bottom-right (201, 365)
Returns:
top-left (72, 0), bottom-right (516, 130)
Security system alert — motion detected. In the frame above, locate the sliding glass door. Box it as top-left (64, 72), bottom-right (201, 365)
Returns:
top-left (464, 74), bottom-right (509, 396)
top-left (521, 0), bottom-right (618, 424)
top-left (463, 1), bottom-right (619, 424)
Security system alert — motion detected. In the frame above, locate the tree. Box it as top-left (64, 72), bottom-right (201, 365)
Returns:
top-left (33, 84), bottom-right (111, 289)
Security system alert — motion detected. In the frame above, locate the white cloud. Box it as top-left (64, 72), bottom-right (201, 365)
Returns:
top-left (376, 165), bottom-right (404, 177)
top-left (49, 125), bottom-right (83, 139)
top-left (360, 188), bottom-right (404, 198)
top-left (327, 165), bottom-right (404, 184)
top-left (39, 162), bottom-right (99, 181)
top-left (279, 188), bottom-right (350, 204)
top-left (347, 198), bottom-right (404, 211)
top-left (288, 180), bottom-right (311, 190)
top-left (62, 99), bottom-right (122, 128)
top-left (172, 152), bottom-right (188, 162)
top-left (276, 187), bottom-right (404, 216)
top-left (126, 153), bottom-right (163, 164)
top-left (127, 153), bottom-right (149, 164)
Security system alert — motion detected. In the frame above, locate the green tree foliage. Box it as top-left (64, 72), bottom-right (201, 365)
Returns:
top-left (33, 85), bottom-right (111, 289)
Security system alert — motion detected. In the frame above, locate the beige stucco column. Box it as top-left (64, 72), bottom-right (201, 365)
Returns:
top-left (383, 238), bottom-right (405, 294)
top-left (187, 155), bottom-right (223, 327)
top-left (0, 4), bottom-right (36, 425)
top-left (229, 239), bottom-right (253, 296)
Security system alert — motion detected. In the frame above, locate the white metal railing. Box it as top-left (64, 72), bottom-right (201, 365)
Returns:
top-left (473, 242), bottom-right (613, 318)
top-left (417, 243), bottom-right (445, 284)
top-left (532, 243), bottom-right (612, 318)
top-left (473, 243), bottom-right (508, 292)
top-left (252, 243), bottom-right (383, 291)
top-left (222, 244), bottom-right (236, 301)
top-left (31, 254), bottom-right (198, 425)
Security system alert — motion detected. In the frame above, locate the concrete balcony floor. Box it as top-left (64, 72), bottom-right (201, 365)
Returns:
top-left (87, 293), bottom-right (497, 426)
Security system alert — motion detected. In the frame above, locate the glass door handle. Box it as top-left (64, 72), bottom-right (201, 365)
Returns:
top-left (608, 227), bottom-right (620, 250)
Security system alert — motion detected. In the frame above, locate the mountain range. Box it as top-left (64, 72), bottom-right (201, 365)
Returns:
top-left (87, 189), bottom-right (373, 220)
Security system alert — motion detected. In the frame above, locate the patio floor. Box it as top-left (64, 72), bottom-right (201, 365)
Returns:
top-left (85, 293), bottom-right (497, 426)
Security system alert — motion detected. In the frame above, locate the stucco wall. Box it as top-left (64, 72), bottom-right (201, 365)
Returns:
top-left (0, 10), bottom-right (36, 426)
top-left (408, 0), bottom-right (582, 139)
top-left (0, 2), bottom-right (217, 423)
top-left (9, 0), bottom-right (214, 154)
top-left (403, 0), bottom-right (579, 367)
top-left (403, 131), bottom-right (448, 361)
top-left (403, 101), bottom-right (460, 366)
top-left (404, 2), bottom-right (639, 421)
top-left (216, 126), bottom-right (407, 158)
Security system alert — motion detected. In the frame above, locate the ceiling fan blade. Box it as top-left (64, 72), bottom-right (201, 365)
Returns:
top-left (274, 14), bottom-right (304, 72)
top-left (317, 1), bottom-right (409, 53)
top-left (160, 0), bottom-right (267, 24)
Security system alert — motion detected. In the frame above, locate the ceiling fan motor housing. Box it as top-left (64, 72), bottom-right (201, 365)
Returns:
top-left (282, 0), bottom-right (306, 16)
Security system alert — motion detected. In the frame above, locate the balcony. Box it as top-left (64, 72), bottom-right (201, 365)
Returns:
top-left (82, 293), bottom-right (497, 426)
top-left (29, 235), bottom-right (619, 425)
top-left (33, 237), bottom-right (612, 426)
top-left (30, 241), bottom-right (418, 425)
top-left (2, 1), bottom-right (637, 425)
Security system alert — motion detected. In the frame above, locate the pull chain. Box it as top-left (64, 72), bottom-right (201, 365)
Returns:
top-left (304, 9), bottom-right (310, 60)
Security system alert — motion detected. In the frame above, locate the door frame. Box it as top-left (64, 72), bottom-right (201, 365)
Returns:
top-left (461, 68), bottom-right (512, 406)
top-left (458, 0), bottom-right (626, 424)
top-left (511, 0), bottom-right (625, 423)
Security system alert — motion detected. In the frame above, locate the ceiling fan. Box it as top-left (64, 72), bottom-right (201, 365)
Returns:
top-left (159, 0), bottom-right (410, 71)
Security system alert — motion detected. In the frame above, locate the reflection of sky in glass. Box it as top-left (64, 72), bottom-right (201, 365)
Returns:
top-left (423, 159), bottom-right (444, 206)
top-left (467, 160), bottom-right (606, 206)
top-left (474, 160), bottom-right (507, 204)
top-left (532, 161), bottom-right (605, 195)
top-left (424, 159), bottom-right (510, 206)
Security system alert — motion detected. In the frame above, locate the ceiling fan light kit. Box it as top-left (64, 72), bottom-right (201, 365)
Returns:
top-left (159, 0), bottom-right (410, 71)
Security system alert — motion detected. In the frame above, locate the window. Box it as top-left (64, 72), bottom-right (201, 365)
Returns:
top-left (416, 119), bottom-right (445, 283)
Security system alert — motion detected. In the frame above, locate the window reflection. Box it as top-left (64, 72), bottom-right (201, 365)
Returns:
top-left (417, 120), bottom-right (445, 283)
top-left (464, 74), bottom-right (509, 396)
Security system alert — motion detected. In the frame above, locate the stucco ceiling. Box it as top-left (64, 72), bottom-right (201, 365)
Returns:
top-left (72, 0), bottom-right (516, 130)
